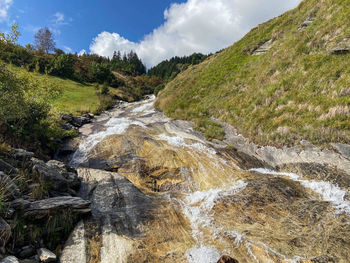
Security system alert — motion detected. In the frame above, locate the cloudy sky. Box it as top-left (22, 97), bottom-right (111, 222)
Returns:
top-left (0, 0), bottom-right (301, 67)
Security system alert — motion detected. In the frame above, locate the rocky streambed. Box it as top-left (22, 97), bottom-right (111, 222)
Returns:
top-left (57, 95), bottom-right (350, 263)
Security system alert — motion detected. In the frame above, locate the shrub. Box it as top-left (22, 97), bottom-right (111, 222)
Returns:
top-left (49, 54), bottom-right (75, 78)
top-left (154, 84), bottom-right (165, 96)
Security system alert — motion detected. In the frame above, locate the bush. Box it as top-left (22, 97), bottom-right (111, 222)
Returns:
top-left (49, 54), bottom-right (75, 78)
top-left (154, 84), bottom-right (165, 96)
top-left (0, 62), bottom-right (66, 153)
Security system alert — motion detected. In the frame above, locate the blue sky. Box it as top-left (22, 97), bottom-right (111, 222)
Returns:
top-left (0, 0), bottom-right (301, 67)
top-left (1, 0), bottom-right (186, 53)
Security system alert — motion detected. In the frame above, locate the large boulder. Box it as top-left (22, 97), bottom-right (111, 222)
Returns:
top-left (0, 217), bottom-right (11, 248)
top-left (37, 248), bottom-right (56, 262)
top-left (31, 158), bottom-right (69, 191)
top-left (46, 160), bottom-right (79, 188)
top-left (23, 196), bottom-right (90, 219)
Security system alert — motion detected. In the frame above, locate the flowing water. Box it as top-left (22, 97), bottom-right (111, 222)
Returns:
top-left (61, 96), bottom-right (350, 263)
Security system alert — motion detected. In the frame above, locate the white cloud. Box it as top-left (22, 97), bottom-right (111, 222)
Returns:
top-left (63, 45), bottom-right (72, 53)
top-left (78, 49), bottom-right (86, 56)
top-left (53, 12), bottom-right (68, 26)
top-left (90, 0), bottom-right (301, 68)
top-left (0, 0), bottom-right (13, 22)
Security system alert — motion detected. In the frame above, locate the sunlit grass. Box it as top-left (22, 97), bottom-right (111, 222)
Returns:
top-left (156, 0), bottom-right (350, 147)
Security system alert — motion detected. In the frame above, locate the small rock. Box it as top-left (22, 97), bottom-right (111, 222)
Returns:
top-left (37, 248), bottom-right (56, 262)
top-left (10, 199), bottom-right (31, 210)
top-left (301, 19), bottom-right (314, 28)
top-left (4, 208), bottom-right (15, 219)
top-left (0, 256), bottom-right (19, 263)
top-left (331, 47), bottom-right (350, 55)
top-left (217, 255), bottom-right (239, 263)
top-left (18, 245), bottom-right (35, 258)
top-left (0, 217), bottom-right (11, 248)
top-left (13, 149), bottom-right (34, 161)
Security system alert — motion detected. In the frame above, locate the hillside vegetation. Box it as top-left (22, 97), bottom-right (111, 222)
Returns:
top-left (156, 0), bottom-right (350, 147)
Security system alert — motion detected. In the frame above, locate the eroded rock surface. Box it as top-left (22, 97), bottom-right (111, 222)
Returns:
top-left (62, 96), bottom-right (350, 263)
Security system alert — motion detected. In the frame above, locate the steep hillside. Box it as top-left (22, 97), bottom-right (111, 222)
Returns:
top-left (156, 0), bottom-right (350, 147)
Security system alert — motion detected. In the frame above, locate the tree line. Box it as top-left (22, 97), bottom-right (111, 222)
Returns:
top-left (0, 27), bottom-right (147, 87)
top-left (148, 53), bottom-right (210, 81)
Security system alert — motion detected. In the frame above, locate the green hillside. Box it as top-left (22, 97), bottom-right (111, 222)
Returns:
top-left (156, 0), bottom-right (350, 147)
top-left (8, 65), bottom-right (102, 115)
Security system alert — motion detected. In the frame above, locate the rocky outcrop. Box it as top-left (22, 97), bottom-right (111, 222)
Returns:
top-left (23, 196), bottom-right (90, 219)
top-left (330, 38), bottom-right (350, 55)
top-left (61, 113), bottom-right (93, 128)
top-left (60, 96), bottom-right (350, 262)
top-left (222, 123), bottom-right (350, 176)
top-left (31, 158), bottom-right (69, 191)
top-left (252, 39), bottom-right (274, 55)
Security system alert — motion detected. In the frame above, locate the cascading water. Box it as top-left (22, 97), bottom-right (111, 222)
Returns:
top-left (63, 95), bottom-right (350, 263)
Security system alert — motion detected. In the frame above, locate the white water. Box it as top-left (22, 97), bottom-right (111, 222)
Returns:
top-left (177, 181), bottom-right (247, 262)
top-left (251, 168), bottom-right (350, 215)
top-left (71, 117), bottom-right (146, 166)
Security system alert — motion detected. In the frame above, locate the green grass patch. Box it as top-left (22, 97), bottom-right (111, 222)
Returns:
top-left (8, 65), bottom-right (103, 115)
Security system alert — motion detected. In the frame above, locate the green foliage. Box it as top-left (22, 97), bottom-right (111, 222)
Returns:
top-left (89, 62), bottom-right (112, 84)
top-left (100, 82), bottom-right (110, 95)
top-left (148, 53), bottom-right (209, 81)
top-left (49, 54), bottom-right (75, 78)
top-left (154, 84), bottom-right (165, 96)
top-left (111, 50), bottom-right (146, 75)
top-left (156, 0), bottom-right (350, 146)
top-left (0, 24), bottom-right (20, 44)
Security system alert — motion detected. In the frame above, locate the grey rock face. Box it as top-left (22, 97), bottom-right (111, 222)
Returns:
top-left (0, 256), bottom-right (19, 263)
top-left (61, 113), bottom-right (92, 128)
top-left (222, 122), bottom-right (350, 175)
top-left (46, 160), bottom-right (79, 188)
top-left (0, 217), bottom-right (11, 248)
top-left (252, 39), bottom-right (274, 55)
top-left (24, 196), bottom-right (90, 219)
top-left (37, 248), bottom-right (56, 262)
top-left (332, 143), bottom-right (350, 160)
top-left (31, 158), bottom-right (69, 191)
top-left (60, 169), bottom-right (153, 263)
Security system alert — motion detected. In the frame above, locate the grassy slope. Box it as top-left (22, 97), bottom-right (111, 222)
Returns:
top-left (156, 0), bottom-right (350, 147)
top-left (8, 65), bottom-right (102, 115)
